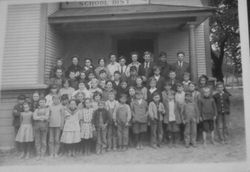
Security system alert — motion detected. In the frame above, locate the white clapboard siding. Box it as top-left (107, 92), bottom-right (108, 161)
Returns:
top-left (45, 3), bottom-right (63, 83)
top-left (2, 4), bottom-right (41, 86)
top-left (158, 29), bottom-right (190, 64)
top-left (195, 23), bottom-right (207, 76)
top-left (151, 0), bottom-right (203, 7)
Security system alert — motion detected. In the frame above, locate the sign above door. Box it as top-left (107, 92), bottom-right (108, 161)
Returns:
top-left (61, 0), bottom-right (149, 8)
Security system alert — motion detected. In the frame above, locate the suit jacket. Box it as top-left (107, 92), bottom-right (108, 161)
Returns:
top-left (138, 62), bottom-right (154, 79)
top-left (172, 61), bottom-right (190, 81)
top-left (149, 75), bottom-right (165, 92)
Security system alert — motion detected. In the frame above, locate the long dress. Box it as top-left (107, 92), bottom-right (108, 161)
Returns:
top-left (60, 108), bottom-right (81, 144)
top-left (80, 108), bottom-right (95, 139)
top-left (15, 111), bottom-right (34, 142)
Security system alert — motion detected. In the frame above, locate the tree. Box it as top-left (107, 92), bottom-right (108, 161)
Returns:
top-left (209, 0), bottom-right (240, 82)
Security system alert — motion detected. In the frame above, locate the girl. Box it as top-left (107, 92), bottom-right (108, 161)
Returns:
top-left (31, 91), bottom-right (40, 112)
top-left (75, 92), bottom-right (85, 110)
top-left (15, 103), bottom-right (34, 159)
top-left (198, 75), bottom-right (209, 93)
top-left (92, 91), bottom-right (102, 110)
top-left (80, 98), bottom-right (95, 155)
top-left (148, 92), bottom-right (165, 148)
top-left (33, 98), bottom-right (49, 160)
top-left (117, 79), bottom-right (129, 100)
top-left (95, 58), bottom-right (110, 79)
top-left (79, 71), bottom-right (89, 87)
top-left (72, 81), bottom-right (91, 99)
top-left (45, 85), bottom-right (58, 107)
top-left (59, 79), bottom-right (75, 99)
top-left (106, 91), bottom-right (119, 151)
top-left (68, 71), bottom-right (79, 90)
top-left (130, 90), bottom-right (148, 150)
top-left (135, 76), bottom-right (147, 101)
top-left (128, 86), bottom-right (136, 104)
top-left (147, 78), bottom-right (159, 104)
top-left (89, 78), bottom-right (102, 97)
top-left (60, 99), bottom-right (81, 157)
top-left (102, 80), bottom-right (115, 101)
top-left (83, 58), bottom-right (95, 75)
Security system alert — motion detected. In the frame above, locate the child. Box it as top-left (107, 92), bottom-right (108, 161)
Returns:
top-left (148, 92), bottom-right (165, 148)
top-left (68, 71), bottom-right (79, 90)
top-left (117, 79), bottom-right (129, 99)
top-left (128, 86), bottom-right (136, 104)
top-left (75, 92), bottom-right (85, 110)
top-left (115, 94), bottom-right (131, 151)
top-left (49, 68), bottom-right (64, 89)
top-left (72, 82), bottom-right (91, 99)
top-left (198, 87), bottom-right (217, 145)
top-left (127, 66), bottom-right (138, 87)
top-left (79, 71), bottom-right (89, 86)
top-left (107, 53), bottom-right (120, 80)
top-left (13, 95), bottom-right (26, 136)
top-left (182, 72), bottom-right (191, 92)
top-left (59, 79), bottom-right (75, 99)
top-left (102, 80), bottom-right (115, 101)
top-left (147, 78), bottom-right (159, 104)
top-left (163, 91), bottom-right (182, 148)
top-left (50, 58), bottom-right (65, 78)
top-left (66, 56), bottom-right (82, 79)
top-left (83, 58), bottom-right (95, 75)
top-left (99, 70), bottom-right (108, 84)
top-left (135, 76), bottom-right (147, 100)
top-left (106, 91), bottom-right (119, 151)
top-left (33, 98), bottom-right (50, 160)
top-left (138, 51), bottom-right (154, 81)
top-left (182, 92), bottom-right (200, 148)
top-left (213, 82), bottom-right (231, 144)
top-left (118, 56), bottom-right (128, 78)
top-left (15, 102), bottom-right (34, 159)
top-left (89, 78), bottom-right (102, 97)
top-left (130, 90), bottom-right (148, 150)
top-left (168, 71), bottom-right (179, 91)
top-left (31, 91), bottom-right (40, 112)
top-left (48, 95), bottom-right (64, 158)
top-left (80, 98), bottom-right (95, 155)
top-left (126, 51), bottom-right (141, 76)
top-left (60, 99), bottom-right (81, 157)
top-left (161, 81), bottom-right (173, 101)
top-left (113, 71), bottom-right (121, 91)
top-left (175, 83), bottom-right (185, 105)
top-left (87, 71), bottom-right (96, 87)
top-left (92, 91), bottom-right (102, 110)
top-left (92, 101), bottom-right (111, 154)
top-left (45, 84), bottom-right (58, 107)
top-left (150, 66), bottom-right (165, 92)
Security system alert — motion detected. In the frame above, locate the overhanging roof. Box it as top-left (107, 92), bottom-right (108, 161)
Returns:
top-left (49, 4), bottom-right (215, 24)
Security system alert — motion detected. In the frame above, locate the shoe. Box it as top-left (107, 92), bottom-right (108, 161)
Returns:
top-left (18, 152), bottom-right (25, 159)
top-left (185, 143), bottom-right (190, 148)
top-left (54, 154), bottom-right (59, 158)
top-left (136, 145), bottom-right (140, 150)
top-left (151, 144), bottom-right (157, 149)
top-left (113, 147), bottom-right (117, 151)
top-left (107, 147), bottom-right (111, 152)
top-left (24, 153), bottom-right (30, 160)
top-left (192, 143), bottom-right (197, 148)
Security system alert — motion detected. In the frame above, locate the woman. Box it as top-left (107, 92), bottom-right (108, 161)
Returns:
top-left (66, 56), bottom-right (82, 79)
top-left (95, 58), bottom-right (110, 79)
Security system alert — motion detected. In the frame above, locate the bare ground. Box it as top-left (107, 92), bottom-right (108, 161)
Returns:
top-left (0, 88), bottom-right (246, 166)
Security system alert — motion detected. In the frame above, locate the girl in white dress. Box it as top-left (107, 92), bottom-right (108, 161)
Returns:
top-left (15, 103), bottom-right (34, 159)
top-left (80, 98), bottom-right (95, 155)
top-left (60, 99), bottom-right (81, 157)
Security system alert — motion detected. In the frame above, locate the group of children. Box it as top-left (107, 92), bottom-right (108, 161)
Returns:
top-left (12, 51), bottom-right (231, 160)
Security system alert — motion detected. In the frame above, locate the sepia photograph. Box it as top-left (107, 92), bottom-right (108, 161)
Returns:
top-left (0, 0), bottom-right (249, 170)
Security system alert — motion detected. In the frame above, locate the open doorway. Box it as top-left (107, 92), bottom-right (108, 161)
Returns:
top-left (115, 33), bottom-right (157, 64)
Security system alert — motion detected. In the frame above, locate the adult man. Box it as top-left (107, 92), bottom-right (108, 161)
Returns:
top-left (172, 51), bottom-right (190, 81)
top-left (138, 51), bottom-right (154, 81)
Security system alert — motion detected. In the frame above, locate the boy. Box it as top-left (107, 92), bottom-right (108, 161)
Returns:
top-left (138, 51), bottom-right (154, 81)
top-left (148, 92), bottom-right (165, 148)
top-left (182, 72), bottom-right (191, 92)
top-left (130, 90), bottom-right (148, 149)
top-left (113, 71), bottom-right (121, 91)
top-left (150, 66), bottom-right (165, 92)
top-left (92, 101), bottom-right (111, 154)
top-left (163, 91), bottom-right (182, 148)
top-left (182, 92), bottom-right (200, 148)
top-left (49, 68), bottom-right (64, 89)
top-left (167, 71), bottom-right (179, 91)
top-left (13, 94), bottom-right (26, 152)
top-left (48, 95), bottom-right (64, 157)
top-left (172, 51), bottom-right (190, 82)
top-left (127, 66), bottom-right (138, 87)
top-left (198, 87), bottom-right (217, 145)
top-left (115, 94), bottom-right (131, 151)
top-left (50, 58), bottom-right (65, 78)
top-left (213, 82), bottom-right (231, 144)
top-left (127, 51), bottom-right (141, 76)
top-left (68, 70), bottom-right (79, 90)
top-left (105, 91), bottom-right (119, 151)
top-left (118, 56), bottom-right (128, 78)
top-left (107, 53), bottom-right (120, 80)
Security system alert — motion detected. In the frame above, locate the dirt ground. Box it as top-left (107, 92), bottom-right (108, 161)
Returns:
top-left (0, 88), bottom-right (246, 166)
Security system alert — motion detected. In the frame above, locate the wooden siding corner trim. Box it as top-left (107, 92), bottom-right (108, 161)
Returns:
top-left (38, 4), bottom-right (47, 84)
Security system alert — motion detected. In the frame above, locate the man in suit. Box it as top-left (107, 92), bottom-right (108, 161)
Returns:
top-left (172, 51), bottom-right (190, 82)
top-left (157, 51), bottom-right (172, 80)
top-left (138, 51), bottom-right (154, 81)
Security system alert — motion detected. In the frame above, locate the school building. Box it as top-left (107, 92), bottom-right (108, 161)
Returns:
top-left (0, 0), bottom-right (214, 149)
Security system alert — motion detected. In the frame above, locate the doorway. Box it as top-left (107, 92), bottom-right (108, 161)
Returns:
top-left (115, 33), bottom-right (157, 64)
